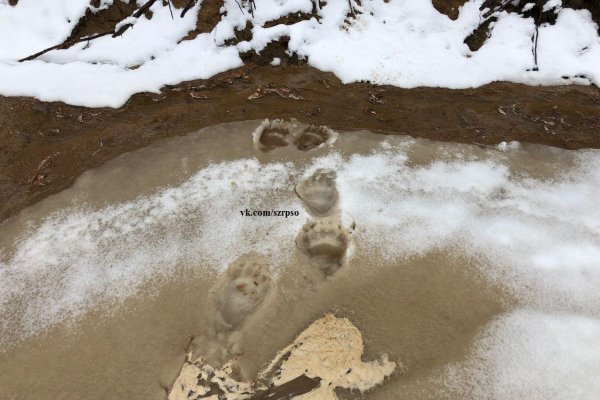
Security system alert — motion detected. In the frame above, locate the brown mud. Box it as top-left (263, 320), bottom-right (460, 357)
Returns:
top-left (67, 0), bottom-right (139, 42)
top-left (2, 64), bottom-right (600, 223)
top-left (432, 0), bottom-right (468, 20)
top-left (0, 122), bottom-right (520, 400)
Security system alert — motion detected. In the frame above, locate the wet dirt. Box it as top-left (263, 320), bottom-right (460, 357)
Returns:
top-left (182, 0), bottom-right (222, 40)
top-left (432, 0), bottom-right (468, 20)
top-left (0, 122), bottom-right (517, 400)
top-left (68, 0), bottom-right (140, 41)
top-left (1, 64), bottom-right (600, 223)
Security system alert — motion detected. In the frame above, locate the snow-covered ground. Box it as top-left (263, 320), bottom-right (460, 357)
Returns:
top-left (0, 0), bottom-right (599, 107)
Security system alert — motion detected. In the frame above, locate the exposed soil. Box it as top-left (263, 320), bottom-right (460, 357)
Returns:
top-left (464, 16), bottom-right (496, 51)
top-left (68, 0), bottom-right (139, 41)
top-left (432, 0), bottom-right (468, 20)
top-left (182, 0), bottom-right (223, 40)
top-left (2, 63), bottom-right (600, 223)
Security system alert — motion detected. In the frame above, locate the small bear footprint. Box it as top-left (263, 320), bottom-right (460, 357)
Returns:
top-left (295, 169), bottom-right (338, 217)
top-left (296, 218), bottom-right (349, 276)
top-left (254, 119), bottom-right (290, 151)
top-left (253, 119), bottom-right (335, 152)
top-left (295, 125), bottom-right (332, 151)
top-left (213, 253), bottom-right (272, 331)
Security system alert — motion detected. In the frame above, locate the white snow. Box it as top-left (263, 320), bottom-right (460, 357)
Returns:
top-left (0, 0), bottom-right (91, 60)
top-left (0, 157), bottom-right (304, 341)
top-left (443, 310), bottom-right (600, 400)
top-left (523, 3), bottom-right (535, 12)
top-left (543, 0), bottom-right (562, 13)
top-left (1, 0), bottom-right (600, 107)
top-left (113, 16), bottom-right (137, 32)
top-left (0, 0), bottom-right (243, 107)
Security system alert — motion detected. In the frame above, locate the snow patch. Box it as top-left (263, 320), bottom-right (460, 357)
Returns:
top-left (443, 310), bottom-right (600, 400)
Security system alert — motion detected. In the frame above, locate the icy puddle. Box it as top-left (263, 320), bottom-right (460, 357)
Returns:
top-left (0, 120), bottom-right (599, 400)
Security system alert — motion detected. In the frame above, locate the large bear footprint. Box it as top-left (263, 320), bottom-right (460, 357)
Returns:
top-left (252, 118), bottom-right (335, 152)
top-left (213, 254), bottom-right (271, 330)
top-left (296, 169), bottom-right (338, 217)
top-left (297, 219), bottom-right (349, 276)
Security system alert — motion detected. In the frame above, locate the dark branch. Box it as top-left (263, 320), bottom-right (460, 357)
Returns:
top-left (113, 0), bottom-right (158, 37)
top-left (132, 0), bottom-right (159, 18)
top-left (18, 0), bottom-right (164, 61)
top-left (234, 0), bottom-right (244, 14)
top-left (250, 375), bottom-right (321, 400)
top-left (18, 31), bottom-right (113, 62)
top-left (180, 0), bottom-right (198, 18)
top-left (248, 0), bottom-right (256, 17)
top-left (167, 0), bottom-right (174, 20)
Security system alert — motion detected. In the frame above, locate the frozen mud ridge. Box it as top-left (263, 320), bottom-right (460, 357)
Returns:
top-left (169, 314), bottom-right (396, 400)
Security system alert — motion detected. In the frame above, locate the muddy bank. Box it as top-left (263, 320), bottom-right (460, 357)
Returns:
top-left (1, 64), bottom-right (600, 222)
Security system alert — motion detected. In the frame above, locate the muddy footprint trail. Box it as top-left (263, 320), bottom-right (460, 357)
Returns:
top-left (168, 123), bottom-right (390, 400)
top-left (5, 119), bottom-right (589, 400)
top-left (213, 253), bottom-right (272, 331)
top-left (253, 119), bottom-right (338, 153)
top-left (295, 169), bottom-right (350, 277)
top-left (170, 255), bottom-right (273, 400)
top-left (185, 252), bottom-right (272, 367)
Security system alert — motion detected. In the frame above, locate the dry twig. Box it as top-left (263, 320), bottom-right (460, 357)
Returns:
top-left (247, 84), bottom-right (304, 101)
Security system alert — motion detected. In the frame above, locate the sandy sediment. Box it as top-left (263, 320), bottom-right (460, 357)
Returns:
top-left (260, 314), bottom-right (396, 400)
top-left (168, 355), bottom-right (253, 400)
top-left (169, 315), bottom-right (396, 400)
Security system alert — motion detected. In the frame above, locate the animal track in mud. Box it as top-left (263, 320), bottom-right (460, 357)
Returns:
top-left (186, 254), bottom-right (272, 367)
top-left (296, 125), bottom-right (332, 151)
top-left (213, 253), bottom-right (272, 330)
top-left (296, 169), bottom-right (338, 217)
top-left (297, 218), bottom-right (349, 276)
top-left (252, 118), bottom-right (336, 152)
